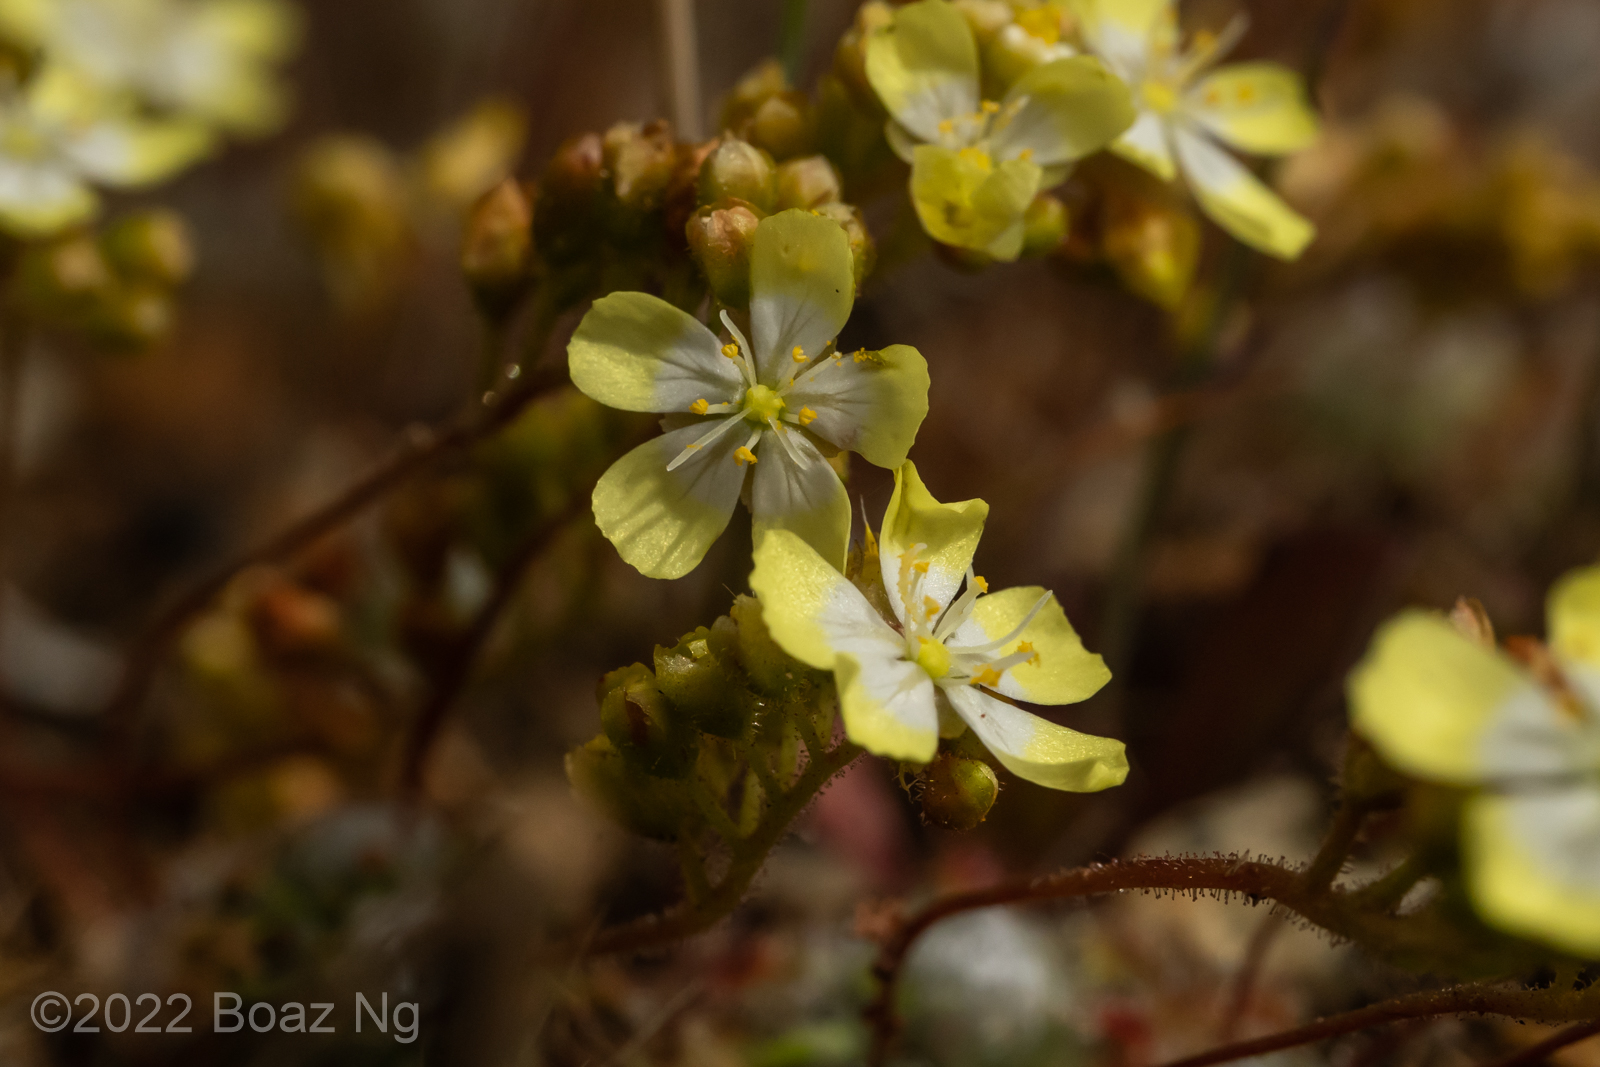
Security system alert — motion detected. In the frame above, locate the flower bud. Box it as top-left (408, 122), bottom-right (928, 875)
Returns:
top-left (655, 617), bottom-right (756, 739)
top-left (599, 663), bottom-right (694, 778)
top-left (603, 120), bottom-right (677, 213)
top-left (984, 19), bottom-right (1071, 89)
top-left (84, 284), bottom-right (174, 349)
top-left (730, 594), bottom-right (804, 693)
top-left (811, 201), bottom-right (876, 286)
top-left (721, 59), bottom-right (789, 134)
top-left (833, 2), bottom-right (895, 105)
top-left (748, 92), bottom-right (816, 161)
top-left (102, 209), bottom-right (194, 286)
top-left (566, 736), bottom-right (697, 841)
top-left (537, 132), bottom-right (603, 263)
top-left (460, 177), bottom-right (534, 318)
top-left (698, 137), bottom-right (776, 213)
top-left (1020, 192), bottom-right (1069, 258)
top-left (686, 199), bottom-right (761, 307)
top-left (1101, 191), bottom-right (1200, 311)
top-left (919, 754), bottom-right (1000, 831)
top-left (291, 135), bottom-right (414, 311)
top-left (773, 155), bottom-right (843, 211)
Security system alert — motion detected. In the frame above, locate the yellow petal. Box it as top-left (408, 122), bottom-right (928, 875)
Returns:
top-left (878, 461), bottom-right (988, 628)
top-left (1464, 791), bottom-right (1600, 957)
top-left (568, 291), bottom-right (740, 413)
top-left (749, 209), bottom-right (856, 382)
top-left (945, 684), bottom-right (1127, 791)
top-left (991, 56), bottom-right (1137, 167)
top-left (864, 0), bottom-right (980, 144)
top-left (591, 422), bottom-right (745, 579)
top-left (910, 144), bottom-right (1041, 260)
top-left (838, 651), bottom-right (940, 761)
top-left (750, 430), bottom-right (852, 572)
top-left (969, 585), bottom-right (1111, 705)
top-left (750, 528), bottom-right (905, 669)
top-left (1549, 564), bottom-right (1600, 672)
top-left (1346, 610), bottom-right (1528, 784)
top-left (1186, 63), bottom-right (1319, 156)
top-left (1173, 126), bottom-right (1314, 259)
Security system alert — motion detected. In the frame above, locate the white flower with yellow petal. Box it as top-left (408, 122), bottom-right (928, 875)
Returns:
top-left (0, 0), bottom-right (299, 136)
top-left (751, 461), bottom-right (1126, 791)
top-left (569, 209), bottom-right (930, 580)
top-left (1070, 0), bottom-right (1319, 259)
top-left (1349, 565), bottom-right (1600, 956)
top-left (866, 0), bottom-right (1134, 259)
top-left (0, 64), bottom-right (210, 236)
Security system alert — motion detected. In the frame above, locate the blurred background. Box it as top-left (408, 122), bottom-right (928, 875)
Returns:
top-left (6, 0), bottom-right (1600, 1063)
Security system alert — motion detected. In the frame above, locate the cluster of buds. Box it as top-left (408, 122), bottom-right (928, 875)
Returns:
top-left (687, 134), bottom-right (874, 308)
top-left (11, 209), bottom-right (195, 347)
top-left (567, 595), bottom-right (832, 843)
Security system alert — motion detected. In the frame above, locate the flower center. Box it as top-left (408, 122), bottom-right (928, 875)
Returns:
top-left (1015, 8), bottom-right (1061, 44)
top-left (1140, 80), bottom-right (1180, 114)
top-left (743, 384), bottom-right (786, 424)
top-left (915, 636), bottom-right (951, 679)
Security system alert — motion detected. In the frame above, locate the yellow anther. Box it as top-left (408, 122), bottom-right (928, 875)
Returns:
top-left (938, 118), bottom-right (955, 135)
top-left (722, 342), bottom-right (740, 359)
top-left (797, 406), bottom-right (818, 426)
top-left (735, 446), bottom-right (758, 466)
top-left (1018, 148), bottom-right (1034, 162)
top-left (956, 146), bottom-right (993, 171)
top-left (973, 575), bottom-right (989, 593)
top-left (972, 665), bottom-right (1002, 688)
top-left (853, 348), bottom-right (869, 362)
top-left (1016, 640), bottom-right (1038, 665)
top-left (1141, 80), bottom-right (1179, 113)
top-left (924, 595), bottom-right (941, 620)
top-left (1192, 28), bottom-right (1218, 51)
top-left (685, 443), bottom-right (701, 451)
top-left (1204, 86), bottom-right (1223, 107)
top-left (980, 100), bottom-right (1000, 115)
top-left (1236, 83), bottom-right (1257, 103)
top-left (1017, 7), bottom-right (1061, 43)
top-left (913, 560), bottom-right (930, 574)
top-left (792, 345), bottom-right (807, 362)
top-left (690, 398), bottom-right (709, 415)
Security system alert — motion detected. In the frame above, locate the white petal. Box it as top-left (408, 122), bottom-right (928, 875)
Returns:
top-left (944, 684), bottom-right (1127, 791)
top-left (750, 427), bottom-right (852, 571)
top-left (1110, 109), bottom-right (1175, 180)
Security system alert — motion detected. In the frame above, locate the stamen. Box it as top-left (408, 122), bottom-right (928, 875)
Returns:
top-left (980, 100), bottom-right (1000, 115)
top-left (691, 398), bottom-right (709, 415)
top-left (1018, 148), bottom-right (1034, 162)
top-left (797, 406), bottom-right (818, 426)
top-left (974, 575), bottom-right (989, 593)
top-left (766, 415), bottom-right (810, 467)
top-left (971, 665), bottom-right (1001, 688)
top-left (666, 414), bottom-right (743, 472)
top-left (792, 346), bottom-right (807, 363)
top-left (923, 594), bottom-right (941, 620)
top-left (721, 343), bottom-right (740, 360)
top-left (735, 446), bottom-right (758, 466)
top-left (913, 560), bottom-right (930, 574)
top-left (959, 590), bottom-right (1055, 654)
top-left (938, 118), bottom-right (955, 135)
top-left (719, 310), bottom-right (757, 386)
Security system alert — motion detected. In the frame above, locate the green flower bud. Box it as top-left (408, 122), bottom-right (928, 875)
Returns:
top-left (1101, 191), bottom-right (1200, 311)
top-left (566, 736), bottom-right (698, 841)
top-left (102, 209), bottom-right (194, 286)
top-left (1020, 192), bottom-right (1069, 258)
top-left (84, 284), bottom-right (174, 349)
top-left (686, 199), bottom-right (761, 308)
top-left (598, 663), bottom-right (694, 778)
top-left (721, 59), bottom-right (789, 135)
top-left (919, 754), bottom-right (1000, 831)
top-left (460, 177), bottom-right (535, 318)
top-left (654, 617), bottom-right (756, 739)
top-left (730, 594), bottom-right (803, 694)
top-left (773, 155), bottom-right (843, 211)
top-left (603, 120), bottom-right (677, 213)
top-left (811, 201), bottom-right (876, 286)
top-left (698, 137), bottom-right (776, 213)
top-left (748, 92), bottom-right (816, 162)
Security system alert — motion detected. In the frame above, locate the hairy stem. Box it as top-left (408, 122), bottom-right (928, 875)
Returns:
top-left (590, 738), bottom-right (860, 956)
top-left (1478, 1017), bottom-right (1600, 1067)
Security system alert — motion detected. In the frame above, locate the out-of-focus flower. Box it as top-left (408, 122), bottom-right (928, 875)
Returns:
top-left (0, 65), bottom-right (209, 235)
top-left (568, 209), bottom-right (929, 579)
top-left (0, 0), bottom-right (300, 136)
top-left (418, 97), bottom-right (526, 210)
top-left (1072, 0), bottom-right (1319, 259)
top-left (866, 0), bottom-right (1133, 259)
top-left (290, 134), bottom-right (414, 313)
top-left (1349, 566), bottom-right (1600, 955)
top-left (751, 460), bottom-right (1125, 790)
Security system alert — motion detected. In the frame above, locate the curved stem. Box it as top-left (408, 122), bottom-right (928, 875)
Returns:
top-left (1156, 987), bottom-right (1597, 1067)
top-left (102, 353), bottom-right (570, 751)
top-left (589, 739), bottom-right (860, 956)
top-left (1477, 1017), bottom-right (1600, 1067)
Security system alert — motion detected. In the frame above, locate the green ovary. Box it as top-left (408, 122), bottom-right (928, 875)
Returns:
top-left (915, 636), bottom-right (952, 679)
top-left (743, 384), bottom-right (787, 424)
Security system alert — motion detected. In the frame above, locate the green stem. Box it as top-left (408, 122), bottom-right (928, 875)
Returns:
top-left (778, 0), bottom-right (808, 85)
top-left (1302, 798), bottom-right (1369, 894)
top-left (590, 739), bottom-right (860, 955)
